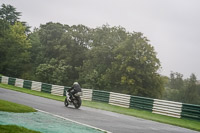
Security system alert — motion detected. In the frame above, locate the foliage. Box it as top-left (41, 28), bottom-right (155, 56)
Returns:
top-left (0, 4), bottom-right (31, 77)
top-left (1, 21), bottom-right (164, 98)
top-left (183, 74), bottom-right (199, 104)
top-left (0, 22), bottom-right (31, 77)
top-left (0, 125), bottom-right (41, 133)
top-left (36, 59), bottom-right (73, 85)
top-left (78, 25), bottom-right (163, 98)
top-left (0, 4), bottom-right (30, 33)
top-left (102, 32), bottom-right (163, 98)
top-left (1, 4), bottom-right (165, 98)
top-left (79, 25), bottom-right (128, 89)
top-left (169, 72), bottom-right (184, 90)
top-left (163, 72), bottom-right (200, 104)
top-left (0, 4), bottom-right (21, 25)
top-left (32, 22), bottom-right (90, 85)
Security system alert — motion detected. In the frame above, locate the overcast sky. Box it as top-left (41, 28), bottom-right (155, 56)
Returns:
top-left (1, 0), bottom-right (200, 79)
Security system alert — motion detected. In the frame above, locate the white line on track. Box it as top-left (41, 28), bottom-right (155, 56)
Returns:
top-left (36, 109), bottom-right (112, 133)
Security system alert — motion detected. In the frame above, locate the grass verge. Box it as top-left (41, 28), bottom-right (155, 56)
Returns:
top-left (0, 83), bottom-right (200, 131)
top-left (0, 97), bottom-right (39, 133)
top-left (0, 99), bottom-right (36, 113)
top-left (0, 125), bottom-right (40, 133)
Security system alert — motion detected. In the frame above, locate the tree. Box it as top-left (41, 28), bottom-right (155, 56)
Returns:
top-left (163, 72), bottom-right (200, 104)
top-left (163, 72), bottom-right (184, 102)
top-left (0, 4), bottom-right (21, 25)
top-left (104, 32), bottom-right (163, 98)
top-left (0, 4), bottom-right (32, 78)
top-left (0, 4), bottom-right (30, 35)
top-left (169, 72), bottom-right (184, 90)
top-left (183, 73), bottom-right (198, 104)
top-left (38, 22), bottom-right (65, 60)
top-left (79, 25), bottom-right (128, 89)
top-left (0, 22), bottom-right (31, 77)
top-left (79, 26), bottom-right (163, 98)
top-left (0, 4), bottom-right (164, 97)
top-left (28, 28), bottom-right (42, 63)
top-left (35, 59), bottom-right (73, 85)
top-left (29, 23), bottom-right (92, 85)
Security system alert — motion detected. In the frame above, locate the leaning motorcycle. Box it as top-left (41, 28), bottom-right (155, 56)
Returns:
top-left (64, 90), bottom-right (82, 109)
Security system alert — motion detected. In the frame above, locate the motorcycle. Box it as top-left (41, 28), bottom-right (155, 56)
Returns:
top-left (64, 90), bottom-right (82, 109)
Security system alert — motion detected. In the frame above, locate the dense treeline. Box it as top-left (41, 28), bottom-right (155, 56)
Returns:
top-left (0, 4), bottom-right (164, 98)
top-left (162, 72), bottom-right (200, 104)
top-left (0, 4), bottom-right (31, 78)
top-left (1, 4), bottom-right (199, 103)
top-left (31, 23), bottom-right (164, 98)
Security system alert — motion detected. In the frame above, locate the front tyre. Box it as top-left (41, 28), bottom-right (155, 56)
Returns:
top-left (64, 97), bottom-right (69, 107)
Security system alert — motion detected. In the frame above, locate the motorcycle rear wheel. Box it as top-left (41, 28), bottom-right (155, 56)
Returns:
top-left (73, 97), bottom-right (82, 109)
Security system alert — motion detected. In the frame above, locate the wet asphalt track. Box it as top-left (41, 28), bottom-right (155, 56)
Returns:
top-left (0, 88), bottom-right (199, 133)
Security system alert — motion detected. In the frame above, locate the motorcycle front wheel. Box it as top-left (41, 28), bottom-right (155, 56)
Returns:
top-left (64, 97), bottom-right (69, 107)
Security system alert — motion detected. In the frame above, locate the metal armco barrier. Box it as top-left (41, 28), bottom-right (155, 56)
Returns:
top-left (130, 96), bottom-right (154, 111)
top-left (8, 77), bottom-right (16, 86)
top-left (152, 99), bottom-right (182, 118)
top-left (15, 78), bottom-right (24, 88)
top-left (1, 76), bottom-right (8, 84)
top-left (0, 75), bottom-right (200, 121)
top-left (31, 81), bottom-right (42, 91)
top-left (92, 90), bottom-right (110, 103)
top-left (23, 80), bottom-right (32, 89)
top-left (81, 88), bottom-right (93, 101)
top-left (109, 92), bottom-right (130, 108)
top-left (41, 83), bottom-right (52, 94)
top-left (181, 103), bottom-right (200, 120)
top-left (51, 85), bottom-right (64, 96)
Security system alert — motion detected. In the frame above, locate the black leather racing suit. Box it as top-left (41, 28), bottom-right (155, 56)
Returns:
top-left (67, 84), bottom-right (82, 99)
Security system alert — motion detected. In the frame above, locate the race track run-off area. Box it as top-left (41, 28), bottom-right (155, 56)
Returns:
top-left (0, 111), bottom-right (104, 133)
top-left (0, 88), bottom-right (199, 133)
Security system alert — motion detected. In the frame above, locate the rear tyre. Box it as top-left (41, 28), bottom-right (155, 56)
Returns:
top-left (74, 97), bottom-right (82, 109)
top-left (64, 98), bottom-right (69, 107)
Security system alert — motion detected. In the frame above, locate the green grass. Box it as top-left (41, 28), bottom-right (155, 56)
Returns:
top-left (0, 96), bottom-right (39, 133)
top-left (83, 101), bottom-right (200, 131)
top-left (0, 99), bottom-right (36, 113)
top-left (0, 125), bottom-right (40, 133)
top-left (0, 83), bottom-right (200, 131)
top-left (0, 83), bottom-right (65, 101)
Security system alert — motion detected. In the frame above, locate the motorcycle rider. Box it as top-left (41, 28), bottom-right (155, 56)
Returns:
top-left (67, 82), bottom-right (82, 101)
